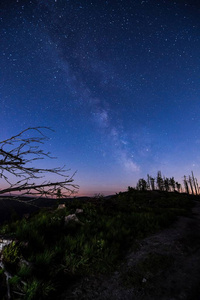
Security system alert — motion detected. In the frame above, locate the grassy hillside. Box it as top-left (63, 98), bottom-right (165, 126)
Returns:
top-left (0, 190), bottom-right (196, 299)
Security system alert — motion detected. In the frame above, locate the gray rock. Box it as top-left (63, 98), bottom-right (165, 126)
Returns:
top-left (75, 208), bottom-right (83, 214)
top-left (64, 214), bottom-right (80, 225)
top-left (57, 204), bottom-right (65, 210)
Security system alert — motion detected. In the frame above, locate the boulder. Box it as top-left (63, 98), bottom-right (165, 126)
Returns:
top-left (57, 204), bottom-right (65, 210)
top-left (64, 214), bottom-right (79, 225)
top-left (75, 208), bottom-right (83, 214)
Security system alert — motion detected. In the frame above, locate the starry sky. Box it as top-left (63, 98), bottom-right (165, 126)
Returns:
top-left (1, 0), bottom-right (200, 196)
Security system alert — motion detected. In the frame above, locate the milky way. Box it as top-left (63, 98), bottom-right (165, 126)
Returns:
top-left (1, 0), bottom-right (200, 195)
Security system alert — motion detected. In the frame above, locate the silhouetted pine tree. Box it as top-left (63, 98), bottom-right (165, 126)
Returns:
top-left (147, 174), bottom-right (151, 190)
top-left (56, 188), bottom-right (62, 199)
top-left (150, 176), bottom-right (155, 190)
top-left (136, 178), bottom-right (147, 191)
top-left (156, 171), bottom-right (164, 191)
top-left (175, 182), bottom-right (181, 193)
top-left (169, 177), bottom-right (176, 192)
top-left (164, 177), bottom-right (170, 192)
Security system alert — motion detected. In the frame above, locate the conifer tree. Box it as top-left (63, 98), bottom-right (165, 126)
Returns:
top-left (169, 177), bottom-right (176, 192)
top-left (150, 176), bottom-right (155, 190)
top-left (175, 182), bottom-right (181, 193)
top-left (164, 177), bottom-right (170, 192)
top-left (156, 171), bottom-right (164, 191)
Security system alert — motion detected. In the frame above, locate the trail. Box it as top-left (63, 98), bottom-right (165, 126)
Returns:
top-left (63, 200), bottom-right (200, 299)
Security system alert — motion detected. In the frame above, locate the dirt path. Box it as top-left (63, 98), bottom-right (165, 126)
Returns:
top-left (63, 200), bottom-right (200, 299)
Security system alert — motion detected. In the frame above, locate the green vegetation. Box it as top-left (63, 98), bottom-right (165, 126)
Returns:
top-left (0, 190), bottom-right (195, 299)
top-left (2, 241), bottom-right (21, 272)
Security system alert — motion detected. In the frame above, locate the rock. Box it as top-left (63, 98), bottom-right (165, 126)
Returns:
top-left (20, 258), bottom-right (31, 266)
top-left (64, 214), bottom-right (79, 225)
top-left (0, 240), bottom-right (12, 252)
top-left (75, 208), bottom-right (83, 214)
top-left (57, 204), bottom-right (65, 210)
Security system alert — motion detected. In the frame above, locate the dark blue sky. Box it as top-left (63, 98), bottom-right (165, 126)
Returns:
top-left (1, 0), bottom-right (200, 195)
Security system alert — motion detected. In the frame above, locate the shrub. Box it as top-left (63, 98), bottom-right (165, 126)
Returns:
top-left (2, 241), bottom-right (21, 270)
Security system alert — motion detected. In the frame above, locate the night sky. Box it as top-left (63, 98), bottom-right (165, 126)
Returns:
top-left (1, 0), bottom-right (200, 196)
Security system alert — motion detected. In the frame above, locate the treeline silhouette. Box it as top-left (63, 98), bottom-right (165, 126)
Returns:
top-left (131, 171), bottom-right (199, 195)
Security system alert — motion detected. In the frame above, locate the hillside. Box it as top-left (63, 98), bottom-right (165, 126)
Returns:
top-left (65, 198), bottom-right (200, 300)
top-left (0, 191), bottom-right (199, 299)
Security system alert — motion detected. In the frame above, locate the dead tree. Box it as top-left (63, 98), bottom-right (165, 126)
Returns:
top-left (0, 127), bottom-right (78, 198)
top-left (183, 176), bottom-right (189, 194)
top-left (191, 171), bottom-right (198, 195)
top-left (195, 178), bottom-right (199, 195)
top-left (188, 176), bottom-right (194, 195)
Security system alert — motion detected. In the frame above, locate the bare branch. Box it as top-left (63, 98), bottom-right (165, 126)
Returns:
top-left (0, 127), bottom-right (78, 198)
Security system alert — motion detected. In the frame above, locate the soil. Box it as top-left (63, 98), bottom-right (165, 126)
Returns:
top-left (62, 200), bottom-right (200, 300)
